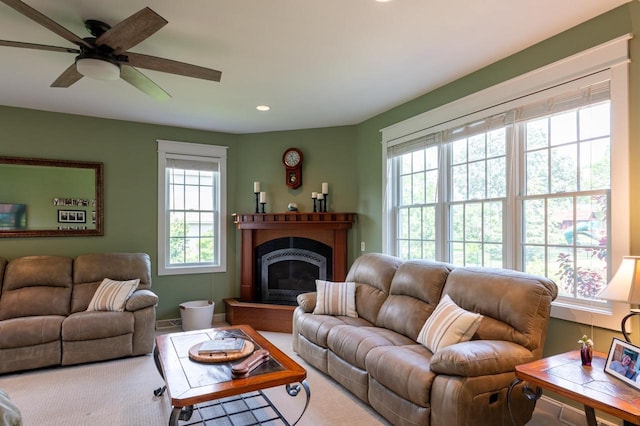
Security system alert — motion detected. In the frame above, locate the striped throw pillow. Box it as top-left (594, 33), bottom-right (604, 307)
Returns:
top-left (417, 294), bottom-right (482, 353)
top-left (313, 280), bottom-right (357, 318)
top-left (87, 278), bottom-right (140, 312)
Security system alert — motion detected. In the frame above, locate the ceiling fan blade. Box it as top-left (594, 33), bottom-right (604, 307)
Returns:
top-left (50, 63), bottom-right (83, 88)
top-left (96, 7), bottom-right (167, 54)
top-left (123, 52), bottom-right (222, 82)
top-left (0, 39), bottom-right (80, 54)
top-left (120, 65), bottom-right (171, 101)
top-left (0, 0), bottom-right (92, 50)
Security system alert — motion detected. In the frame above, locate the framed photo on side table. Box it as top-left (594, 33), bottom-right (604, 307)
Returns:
top-left (604, 337), bottom-right (640, 389)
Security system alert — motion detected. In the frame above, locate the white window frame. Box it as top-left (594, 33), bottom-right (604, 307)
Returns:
top-left (381, 35), bottom-right (631, 330)
top-left (157, 140), bottom-right (228, 276)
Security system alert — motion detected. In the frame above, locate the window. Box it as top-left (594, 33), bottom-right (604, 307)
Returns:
top-left (158, 140), bottom-right (227, 275)
top-left (382, 35), bottom-right (630, 329)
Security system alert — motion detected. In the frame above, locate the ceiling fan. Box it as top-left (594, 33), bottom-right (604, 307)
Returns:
top-left (0, 0), bottom-right (222, 100)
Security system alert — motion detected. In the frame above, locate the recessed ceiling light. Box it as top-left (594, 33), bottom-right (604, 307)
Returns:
top-left (376, 0), bottom-right (392, 2)
top-left (256, 105), bottom-right (270, 111)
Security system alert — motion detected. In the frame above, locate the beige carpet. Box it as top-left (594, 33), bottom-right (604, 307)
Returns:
top-left (0, 329), bottom-right (564, 426)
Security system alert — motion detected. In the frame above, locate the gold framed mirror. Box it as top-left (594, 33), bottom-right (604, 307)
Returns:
top-left (0, 156), bottom-right (103, 237)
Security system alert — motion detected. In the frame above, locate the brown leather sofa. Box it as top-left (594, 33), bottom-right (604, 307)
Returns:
top-left (293, 253), bottom-right (558, 426)
top-left (0, 253), bottom-right (158, 375)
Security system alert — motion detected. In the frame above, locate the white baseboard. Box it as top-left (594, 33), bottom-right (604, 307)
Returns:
top-left (156, 313), bottom-right (226, 330)
top-left (536, 395), bottom-right (617, 426)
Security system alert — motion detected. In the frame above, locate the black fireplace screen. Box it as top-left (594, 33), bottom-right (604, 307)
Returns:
top-left (255, 237), bottom-right (332, 304)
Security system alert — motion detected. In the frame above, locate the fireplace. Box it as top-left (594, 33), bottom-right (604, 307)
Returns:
top-left (256, 237), bottom-right (332, 304)
top-left (226, 212), bottom-right (355, 332)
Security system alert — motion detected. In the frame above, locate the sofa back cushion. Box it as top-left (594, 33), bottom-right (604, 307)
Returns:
top-left (71, 253), bottom-right (152, 313)
top-left (375, 260), bottom-right (452, 340)
top-left (0, 255), bottom-right (73, 320)
top-left (442, 267), bottom-right (557, 354)
top-left (345, 253), bottom-right (402, 324)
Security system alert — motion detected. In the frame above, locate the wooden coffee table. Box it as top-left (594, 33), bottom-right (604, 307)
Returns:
top-left (512, 350), bottom-right (640, 426)
top-left (154, 324), bottom-right (309, 426)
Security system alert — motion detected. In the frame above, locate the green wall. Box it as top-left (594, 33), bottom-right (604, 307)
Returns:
top-left (0, 107), bottom-right (360, 320)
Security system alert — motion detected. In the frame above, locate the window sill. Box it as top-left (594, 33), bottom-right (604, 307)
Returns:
top-left (158, 265), bottom-right (226, 276)
top-left (551, 299), bottom-right (630, 332)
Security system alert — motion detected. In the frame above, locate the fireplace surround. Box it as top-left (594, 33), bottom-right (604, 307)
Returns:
top-left (226, 212), bottom-right (355, 332)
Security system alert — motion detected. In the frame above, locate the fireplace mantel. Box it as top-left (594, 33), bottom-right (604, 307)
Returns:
top-left (227, 212), bottom-right (356, 332)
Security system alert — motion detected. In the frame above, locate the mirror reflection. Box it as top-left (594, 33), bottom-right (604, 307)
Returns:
top-left (0, 156), bottom-right (103, 237)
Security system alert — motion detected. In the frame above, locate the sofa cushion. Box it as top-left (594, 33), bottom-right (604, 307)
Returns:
top-left (87, 278), bottom-right (139, 312)
top-left (71, 253), bottom-right (152, 313)
top-left (0, 256), bottom-right (73, 320)
top-left (314, 280), bottom-right (357, 317)
top-left (345, 253), bottom-right (402, 324)
top-left (297, 312), bottom-right (371, 348)
top-left (375, 259), bottom-right (452, 340)
top-left (63, 311), bottom-right (134, 341)
top-left (366, 344), bottom-right (436, 407)
top-left (442, 267), bottom-right (557, 352)
top-left (327, 325), bottom-right (415, 370)
top-left (0, 316), bottom-right (64, 349)
top-left (417, 294), bottom-right (482, 353)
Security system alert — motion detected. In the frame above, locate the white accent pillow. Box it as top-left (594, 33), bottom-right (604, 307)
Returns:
top-left (87, 278), bottom-right (140, 312)
top-left (417, 294), bottom-right (482, 353)
top-left (313, 280), bottom-right (357, 318)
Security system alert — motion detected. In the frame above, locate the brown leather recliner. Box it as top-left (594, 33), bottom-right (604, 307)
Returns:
top-left (293, 253), bottom-right (558, 426)
top-left (0, 253), bottom-right (158, 374)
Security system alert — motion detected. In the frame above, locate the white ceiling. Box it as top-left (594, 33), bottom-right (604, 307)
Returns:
top-left (0, 0), bottom-right (630, 134)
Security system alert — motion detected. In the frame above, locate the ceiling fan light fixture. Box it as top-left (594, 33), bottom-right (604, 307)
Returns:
top-left (76, 57), bottom-right (120, 81)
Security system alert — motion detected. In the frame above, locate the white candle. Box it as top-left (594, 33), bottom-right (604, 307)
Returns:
top-left (254, 181), bottom-right (260, 193)
top-left (317, 193), bottom-right (324, 200)
top-left (322, 182), bottom-right (329, 194)
top-left (311, 192), bottom-right (318, 199)
top-left (259, 192), bottom-right (266, 203)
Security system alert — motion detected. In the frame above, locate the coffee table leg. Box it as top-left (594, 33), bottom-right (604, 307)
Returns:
top-left (284, 380), bottom-right (311, 426)
top-left (168, 405), bottom-right (194, 426)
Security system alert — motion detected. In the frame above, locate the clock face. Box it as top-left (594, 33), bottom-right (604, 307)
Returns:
top-left (284, 149), bottom-right (301, 167)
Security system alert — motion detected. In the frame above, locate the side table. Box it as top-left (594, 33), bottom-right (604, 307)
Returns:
top-left (511, 350), bottom-right (640, 426)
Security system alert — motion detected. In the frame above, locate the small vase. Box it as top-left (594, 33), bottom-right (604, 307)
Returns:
top-left (580, 345), bottom-right (593, 366)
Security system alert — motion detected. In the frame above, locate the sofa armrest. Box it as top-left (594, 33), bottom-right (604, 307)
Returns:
top-left (430, 340), bottom-right (534, 377)
top-left (125, 289), bottom-right (159, 312)
top-left (297, 292), bottom-right (317, 313)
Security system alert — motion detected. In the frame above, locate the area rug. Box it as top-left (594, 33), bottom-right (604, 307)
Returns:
top-left (0, 330), bottom-right (387, 426)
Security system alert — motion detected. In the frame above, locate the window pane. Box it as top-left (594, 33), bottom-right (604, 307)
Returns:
top-left (409, 207), bottom-right (421, 239)
top-left (580, 138), bottom-right (610, 190)
top-left (550, 111), bottom-right (577, 145)
top-left (425, 146), bottom-right (438, 169)
top-left (422, 206), bottom-right (435, 240)
top-left (575, 247), bottom-right (607, 299)
top-left (468, 134), bottom-right (485, 162)
top-left (452, 139), bottom-right (466, 164)
top-left (184, 185), bottom-right (200, 210)
top-left (526, 119), bottom-right (548, 150)
top-left (451, 242), bottom-right (464, 265)
top-left (484, 243), bottom-right (502, 268)
top-left (580, 103), bottom-right (610, 139)
top-left (548, 197), bottom-right (573, 245)
top-left (465, 203), bottom-right (482, 241)
top-left (523, 245), bottom-right (545, 276)
top-left (550, 248), bottom-right (573, 298)
top-left (465, 243), bottom-right (482, 266)
top-left (398, 208), bottom-right (409, 239)
top-left (426, 170), bottom-right (438, 203)
top-left (400, 174), bottom-right (412, 205)
top-left (484, 201), bottom-right (502, 243)
top-left (487, 157), bottom-right (506, 198)
top-left (412, 150), bottom-right (425, 172)
top-left (450, 204), bottom-right (463, 240)
top-left (413, 172), bottom-right (425, 204)
top-left (523, 199), bottom-right (545, 245)
top-left (451, 164), bottom-right (467, 201)
top-left (526, 150), bottom-right (548, 195)
top-left (487, 128), bottom-right (506, 157)
top-left (550, 144), bottom-right (577, 193)
top-left (468, 161), bottom-right (485, 199)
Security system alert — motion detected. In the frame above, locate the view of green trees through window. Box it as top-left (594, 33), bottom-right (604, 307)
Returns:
top-left (168, 167), bottom-right (216, 265)
top-left (393, 100), bottom-right (610, 303)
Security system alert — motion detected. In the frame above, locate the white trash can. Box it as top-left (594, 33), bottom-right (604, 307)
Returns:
top-left (179, 300), bottom-right (214, 331)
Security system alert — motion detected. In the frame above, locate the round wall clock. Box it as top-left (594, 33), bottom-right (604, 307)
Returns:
top-left (282, 147), bottom-right (303, 189)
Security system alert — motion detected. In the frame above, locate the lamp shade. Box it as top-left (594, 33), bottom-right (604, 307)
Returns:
top-left (597, 256), bottom-right (640, 304)
top-left (76, 57), bottom-right (120, 81)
